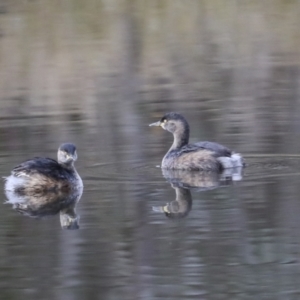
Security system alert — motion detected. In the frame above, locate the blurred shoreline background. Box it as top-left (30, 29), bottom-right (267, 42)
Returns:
top-left (1, 0), bottom-right (300, 157)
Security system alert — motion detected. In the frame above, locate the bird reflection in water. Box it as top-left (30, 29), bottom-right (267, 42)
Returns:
top-left (153, 182), bottom-right (193, 219)
top-left (153, 167), bottom-right (243, 219)
top-left (4, 143), bottom-right (83, 229)
top-left (5, 187), bottom-right (82, 230)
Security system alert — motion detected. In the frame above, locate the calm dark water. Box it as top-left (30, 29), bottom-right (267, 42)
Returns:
top-left (1, 111), bottom-right (300, 300)
top-left (1, 1), bottom-right (300, 299)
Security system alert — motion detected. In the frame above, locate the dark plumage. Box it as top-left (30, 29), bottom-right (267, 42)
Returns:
top-left (5, 143), bottom-right (83, 193)
top-left (149, 112), bottom-right (244, 171)
top-left (12, 158), bottom-right (72, 180)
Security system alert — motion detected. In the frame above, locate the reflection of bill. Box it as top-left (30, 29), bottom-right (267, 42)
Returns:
top-left (5, 187), bottom-right (82, 230)
top-left (153, 186), bottom-right (192, 219)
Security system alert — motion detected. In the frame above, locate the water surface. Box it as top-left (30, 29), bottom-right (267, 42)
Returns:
top-left (1, 1), bottom-right (300, 299)
top-left (0, 116), bottom-right (300, 299)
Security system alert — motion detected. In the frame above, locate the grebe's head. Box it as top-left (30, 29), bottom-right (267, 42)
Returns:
top-left (58, 143), bottom-right (78, 165)
top-left (149, 112), bottom-right (189, 135)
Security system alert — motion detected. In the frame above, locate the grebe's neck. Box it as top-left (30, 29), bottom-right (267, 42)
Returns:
top-left (175, 186), bottom-right (192, 203)
top-left (170, 123), bottom-right (189, 150)
top-left (59, 161), bottom-right (75, 171)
